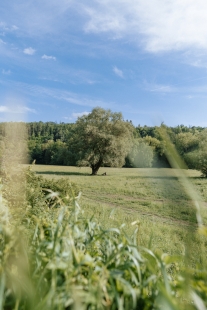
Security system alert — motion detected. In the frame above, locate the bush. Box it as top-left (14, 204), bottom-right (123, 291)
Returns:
top-left (197, 149), bottom-right (207, 177)
top-left (128, 141), bottom-right (154, 168)
top-left (183, 151), bottom-right (198, 169)
top-left (26, 168), bottom-right (79, 208)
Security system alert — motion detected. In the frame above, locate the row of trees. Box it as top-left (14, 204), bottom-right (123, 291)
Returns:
top-left (0, 108), bottom-right (206, 175)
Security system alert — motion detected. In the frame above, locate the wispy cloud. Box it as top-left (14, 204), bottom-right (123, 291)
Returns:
top-left (82, 0), bottom-right (207, 53)
top-left (11, 25), bottom-right (18, 31)
top-left (0, 105), bottom-right (36, 114)
top-left (42, 54), bottom-right (56, 60)
top-left (0, 80), bottom-right (114, 109)
top-left (0, 22), bottom-right (18, 33)
top-left (72, 111), bottom-right (90, 118)
top-left (62, 116), bottom-right (72, 120)
top-left (113, 66), bottom-right (124, 78)
top-left (144, 82), bottom-right (177, 93)
top-left (23, 47), bottom-right (36, 55)
top-left (0, 106), bottom-right (8, 112)
top-left (63, 111), bottom-right (90, 121)
top-left (144, 80), bottom-right (207, 94)
top-left (0, 1), bottom-right (75, 38)
top-left (2, 69), bottom-right (11, 75)
top-left (0, 39), bottom-right (6, 45)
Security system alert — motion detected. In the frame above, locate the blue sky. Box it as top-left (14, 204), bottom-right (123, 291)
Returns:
top-left (1, 0), bottom-right (207, 126)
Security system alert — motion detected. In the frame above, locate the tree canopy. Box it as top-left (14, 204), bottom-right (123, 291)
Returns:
top-left (68, 107), bottom-right (134, 175)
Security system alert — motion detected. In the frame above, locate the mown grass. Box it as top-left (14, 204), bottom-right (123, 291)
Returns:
top-left (30, 165), bottom-right (207, 268)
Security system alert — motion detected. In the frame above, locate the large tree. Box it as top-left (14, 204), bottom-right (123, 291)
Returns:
top-left (68, 107), bottom-right (134, 175)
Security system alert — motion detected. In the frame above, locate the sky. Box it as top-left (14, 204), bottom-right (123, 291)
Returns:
top-left (1, 0), bottom-right (207, 126)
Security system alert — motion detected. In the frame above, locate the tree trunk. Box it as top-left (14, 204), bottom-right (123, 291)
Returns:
top-left (91, 161), bottom-right (102, 175)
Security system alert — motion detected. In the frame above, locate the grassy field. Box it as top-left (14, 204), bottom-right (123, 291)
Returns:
top-left (29, 165), bottom-right (207, 266)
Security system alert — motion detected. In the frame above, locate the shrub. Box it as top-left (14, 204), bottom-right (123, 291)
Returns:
top-left (128, 141), bottom-right (154, 168)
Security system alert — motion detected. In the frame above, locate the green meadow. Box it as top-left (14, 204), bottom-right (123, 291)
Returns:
top-left (32, 165), bottom-right (207, 265)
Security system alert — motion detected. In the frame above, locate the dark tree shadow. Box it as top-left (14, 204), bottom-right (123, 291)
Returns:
top-left (36, 171), bottom-right (90, 176)
top-left (127, 175), bottom-right (204, 180)
top-left (127, 176), bottom-right (180, 180)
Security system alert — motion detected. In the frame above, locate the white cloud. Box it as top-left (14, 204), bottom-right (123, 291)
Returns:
top-left (0, 22), bottom-right (18, 32)
top-left (23, 47), bottom-right (36, 55)
top-left (0, 106), bottom-right (8, 112)
top-left (0, 105), bottom-right (36, 114)
top-left (42, 54), bottom-right (56, 60)
top-left (63, 116), bottom-right (72, 120)
top-left (11, 25), bottom-right (18, 31)
top-left (2, 69), bottom-right (11, 75)
top-left (82, 0), bottom-right (207, 53)
top-left (1, 80), bottom-right (114, 109)
top-left (0, 39), bottom-right (6, 45)
top-left (72, 111), bottom-right (90, 118)
top-left (145, 83), bottom-right (176, 93)
top-left (113, 66), bottom-right (124, 78)
top-left (0, 1), bottom-right (75, 38)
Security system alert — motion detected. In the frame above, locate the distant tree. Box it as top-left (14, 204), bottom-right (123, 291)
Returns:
top-left (68, 107), bottom-right (134, 175)
top-left (195, 129), bottom-right (207, 177)
top-left (175, 132), bottom-right (200, 155)
top-left (128, 139), bottom-right (154, 168)
top-left (197, 149), bottom-right (207, 177)
top-left (183, 151), bottom-right (198, 170)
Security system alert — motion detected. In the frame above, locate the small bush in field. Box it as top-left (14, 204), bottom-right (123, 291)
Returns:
top-left (26, 168), bottom-right (79, 208)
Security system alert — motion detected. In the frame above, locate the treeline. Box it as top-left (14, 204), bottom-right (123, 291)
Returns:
top-left (0, 121), bottom-right (206, 171)
top-left (27, 122), bottom-right (206, 169)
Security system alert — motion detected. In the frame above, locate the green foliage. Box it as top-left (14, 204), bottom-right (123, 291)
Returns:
top-left (68, 107), bottom-right (134, 174)
top-left (128, 140), bottom-right (154, 168)
top-left (177, 130), bottom-right (207, 176)
top-left (26, 121), bottom-right (74, 142)
top-left (183, 151), bottom-right (198, 169)
top-left (26, 168), bottom-right (79, 209)
top-left (1, 168), bottom-right (79, 222)
top-left (175, 132), bottom-right (200, 155)
top-left (197, 149), bottom-right (207, 177)
top-left (195, 130), bottom-right (207, 177)
top-left (28, 139), bottom-right (72, 165)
